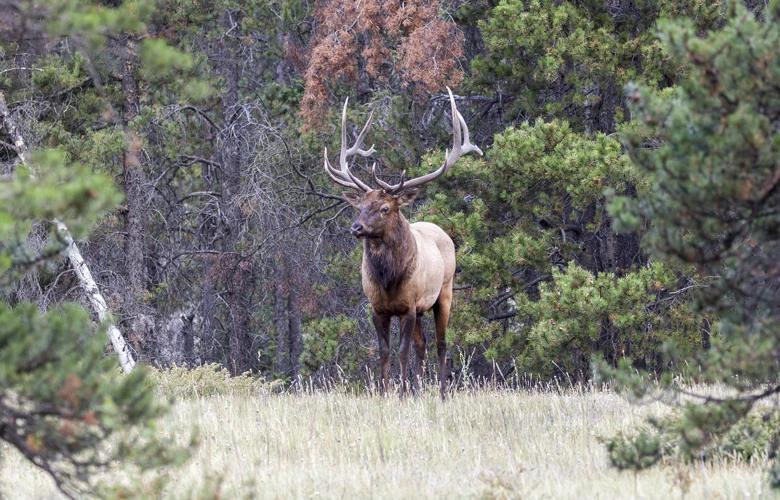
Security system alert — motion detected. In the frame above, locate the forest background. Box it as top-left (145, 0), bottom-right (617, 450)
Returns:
top-left (1, 0), bottom-right (738, 383)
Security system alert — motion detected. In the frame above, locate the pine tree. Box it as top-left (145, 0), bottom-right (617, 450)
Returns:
top-left (604, 2), bottom-right (780, 484)
top-left (412, 119), bottom-right (703, 378)
top-left (470, 0), bottom-right (723, 133)
top-left (0, 152), bottom-right (188, 498)
top-left (1, 2), bottom-right (189, 496)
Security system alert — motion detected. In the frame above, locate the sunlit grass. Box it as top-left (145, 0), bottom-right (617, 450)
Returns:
top-left (0, 385), bottom-right (768, 499)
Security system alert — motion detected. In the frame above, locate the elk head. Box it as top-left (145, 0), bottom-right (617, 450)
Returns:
top-left (323, 87), bottom-right (483, 238)
top-left (342, 190), bottom-right (418, 238)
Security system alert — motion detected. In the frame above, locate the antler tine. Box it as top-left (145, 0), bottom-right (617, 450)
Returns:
top-left (401, 86), bottom-right (483, 191)
top-left (343, 99), bottom-right (376, 159)
top-left (449, 87), bottom-right (462, 164)
top-left (323, 97), bottom-right (375, 192)
top-left (455, 110), bottom-right (483, 156)
top-left (372, 162), bottom-right (407, 193)
top-left (372, 163), bottom-right (408, 193)
top-left (324, 147), bottom-right (360, 189)
top-left (456, 109), bottom-right (483, 156)
top-left (395, 170), bottom-right (406, 192)
top-left (372, 163), bottom-right (394, 191)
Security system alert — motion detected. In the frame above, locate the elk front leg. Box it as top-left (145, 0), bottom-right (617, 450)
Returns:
top-left (398, 310), bottom-right (416, 396)
top-left (372, 311), bottom-right (391, 395)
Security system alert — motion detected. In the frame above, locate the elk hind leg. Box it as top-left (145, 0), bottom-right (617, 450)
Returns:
top-left (433, 284), bottom-right (453, 399)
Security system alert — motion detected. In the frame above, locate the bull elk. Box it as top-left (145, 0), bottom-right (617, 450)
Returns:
top-left (323, 88), bottom-right (482, 397)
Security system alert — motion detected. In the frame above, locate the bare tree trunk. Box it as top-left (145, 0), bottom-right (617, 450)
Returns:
top-left (273, 258), bottom-right (290, 376)
top-left (613, 185), bottom-right (642, 272)
top-left (701, 317), bottom-right (712, 350)
top-left (217, 9), bottom-right (255, 374)
top-left (199, 256), bottom-right (219, 363)
top-left (590, 78), bottom-right (618, 134)
top-left (198, 158), bottom-right (219, 363)
top-left (225, 255), bottom-right (255, 374)
top-left (287, 268), bottom-right (302, 379)
top-left (273, 252), bottom-right (303, 380)
top-left (0, 91), bottom-right (135, 373)
top-left (120, 34), bottom-right (151, 355)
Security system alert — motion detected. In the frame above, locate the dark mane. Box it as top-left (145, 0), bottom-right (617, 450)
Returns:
top-left (365, 216), bottom-right (416, 291)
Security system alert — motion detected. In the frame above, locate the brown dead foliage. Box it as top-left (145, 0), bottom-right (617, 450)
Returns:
top-left (296, 0), bottom-right (464, 129)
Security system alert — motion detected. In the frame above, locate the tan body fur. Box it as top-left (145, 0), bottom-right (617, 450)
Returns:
top-left (363, 221), bottom-right (454, 315)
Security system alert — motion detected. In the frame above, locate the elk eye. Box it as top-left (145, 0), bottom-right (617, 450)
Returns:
top-left (380, 206), bottom-right (390, 214)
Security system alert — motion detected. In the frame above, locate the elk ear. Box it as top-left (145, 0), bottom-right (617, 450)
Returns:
top-left (395, 188), bottom-right (419, 207)
top-left (342, 191), bottom-right (363, 207)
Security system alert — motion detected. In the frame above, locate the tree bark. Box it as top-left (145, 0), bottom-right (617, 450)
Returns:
top-left (56, 222), bottom-right (137, 373)
top-left (701, 317), bottom-right (712, 350)
top-left (197, 140), bottom-right (219, 363)
top-left (273, 253), bottom-right (303, 380)
top-left (199, 258), bottom-right (219, 363)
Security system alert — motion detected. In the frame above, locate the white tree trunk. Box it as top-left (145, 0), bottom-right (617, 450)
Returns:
top-left (0, 91), bottom-right (135, 372)
top-left (55, 222), bottom-right (136, 372)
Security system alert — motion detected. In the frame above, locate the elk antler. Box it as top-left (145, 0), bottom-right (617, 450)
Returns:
top-left (324, 88), bottom-right (482, 194)
top-left (323, 97), bottom-right (375, 192)
top-left (385, 87), bottom-right (483, 193)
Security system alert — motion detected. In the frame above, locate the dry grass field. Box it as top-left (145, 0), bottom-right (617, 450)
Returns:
top-left (0, 385), bottom-right (769, 499)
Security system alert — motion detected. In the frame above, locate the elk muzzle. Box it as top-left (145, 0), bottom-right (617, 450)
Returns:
top-left (350, 221), bottom-right (365, 237)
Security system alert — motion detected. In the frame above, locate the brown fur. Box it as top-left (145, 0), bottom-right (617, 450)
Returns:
top-left (364, 215), bottom-right (416, 291)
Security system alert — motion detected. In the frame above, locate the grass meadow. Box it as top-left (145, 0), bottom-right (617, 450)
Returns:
top-left (0, 383), bottom-right (769, 499)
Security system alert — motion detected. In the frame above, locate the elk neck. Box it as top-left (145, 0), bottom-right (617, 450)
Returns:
top-left (363, 213), bottom-right (417, 292)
